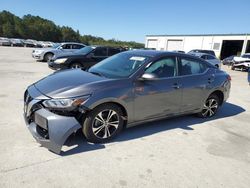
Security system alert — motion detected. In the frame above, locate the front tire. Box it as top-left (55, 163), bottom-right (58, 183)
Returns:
top-left (44, 53), bottom-right (53, 62)
top-left (83, 104), bottom-right (124, 143)
top-left (197, 94), bottom-right (219, 118)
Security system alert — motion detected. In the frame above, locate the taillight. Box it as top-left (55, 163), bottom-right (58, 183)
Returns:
top-left (227, 75), bottom-right (231, 81)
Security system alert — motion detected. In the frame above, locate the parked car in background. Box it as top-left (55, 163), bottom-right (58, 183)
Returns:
top-left (222, 55), bottom-right (235, 66)
top-left (188, 52), bottom-right (221, 68)
top-left (0, 37), bottom-right (11, 46)
top-left (173, 50), bottom-right (185, 53)
top-left (48, 46), bottom-right (125, 70)
top-left (188, 49), bottom-right (216, 56)
top-left (231, 53), bottom-right (250, 71)
top-left (32, 42), bottom-right (86, 62)
top-left (22, 39), bottom-right (36, 48)
top-left (24, 50), bottom-right (231, 153)
top-left (39, 41), bottom-right (55, 48)
top-left (10, 38), bottom-right (24, 47)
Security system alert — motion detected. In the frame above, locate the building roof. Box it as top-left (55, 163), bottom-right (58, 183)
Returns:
top-left (146, 33), bottom-right (250, 37)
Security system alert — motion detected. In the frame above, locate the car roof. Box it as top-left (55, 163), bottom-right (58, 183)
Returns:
top-left (189, 52), bottom-right (214, 57)
top-left (61, 42), bottom-right (85, 45)
top-left (121, 50), bottom-right (207, 60)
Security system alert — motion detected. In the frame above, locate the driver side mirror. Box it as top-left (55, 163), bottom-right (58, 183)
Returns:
top-left (58, 46), bottom-right (63, 50)
top-left (138, 73), bottom-right (159, 81)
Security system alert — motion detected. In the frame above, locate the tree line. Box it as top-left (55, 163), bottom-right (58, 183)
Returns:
top-left (0, 11), bottom-right (144, 48)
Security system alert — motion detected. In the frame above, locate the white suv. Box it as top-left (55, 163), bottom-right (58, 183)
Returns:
top-left (231, 54), bottom-right (250, 71)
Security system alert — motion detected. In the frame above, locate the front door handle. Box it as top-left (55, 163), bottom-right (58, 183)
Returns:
top-left (172, 83), bottom-right (181, 89)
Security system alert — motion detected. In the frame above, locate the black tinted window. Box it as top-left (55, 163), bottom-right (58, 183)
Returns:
top-left (108, 48), bottom-right (120, 56)
top-left (94, 47), bottom-right (108, 56)
top-left (145, 57), bottom-right (177, 78)
top-left (180, 58), bottom-right (207, 75)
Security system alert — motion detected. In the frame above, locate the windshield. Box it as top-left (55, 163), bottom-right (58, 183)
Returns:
top-left (53, 43), bottom-right (61, 48)
top-left (89, 53), bottom-right (149, 78)
top-left (74, 46), bottom-right (94, 55)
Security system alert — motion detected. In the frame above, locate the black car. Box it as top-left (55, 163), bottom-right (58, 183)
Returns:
top-left (222, 55), bottom-right (235, 66)
top-left (188, 49), bottom-right (216, 56)
top-left (48, 46), bottom-right (125, 70)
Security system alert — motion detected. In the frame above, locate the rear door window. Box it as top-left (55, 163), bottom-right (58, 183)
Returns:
top-left (180, 58), bottom-right (207, 76)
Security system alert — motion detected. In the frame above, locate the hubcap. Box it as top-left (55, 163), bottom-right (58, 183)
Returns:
top-left (202, 98), bottom-right (218, 117)
top-left (92, 110), bottom-right (119, 139)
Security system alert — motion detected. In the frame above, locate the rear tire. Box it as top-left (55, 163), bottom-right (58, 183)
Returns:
top-left (197, 94), bottom-right (219, 118)
top-left (83, 104), bottom-right (124, 143)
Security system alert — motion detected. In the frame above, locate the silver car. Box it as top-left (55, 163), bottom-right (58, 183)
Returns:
top-left (188, 52), bottom-right (221, 68)
top-left (32, 42), bottom-right (86, 62)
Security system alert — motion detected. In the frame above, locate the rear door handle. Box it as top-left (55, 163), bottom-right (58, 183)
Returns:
top-left (172, 83), bottom-right (181, 89)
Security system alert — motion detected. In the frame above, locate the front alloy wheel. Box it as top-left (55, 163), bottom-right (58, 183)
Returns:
top-left (83, 104), bottom-right (124, 143)
top-left (92, 110), bottom-right (119, 139)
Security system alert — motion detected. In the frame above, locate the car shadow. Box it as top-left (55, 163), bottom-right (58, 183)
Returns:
top-left (61, 102), bottom-right (245, 156)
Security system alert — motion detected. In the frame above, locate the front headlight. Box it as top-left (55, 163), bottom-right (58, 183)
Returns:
top-left (42, 95), bottom-right (90, 110)
top-left (54, 58), bottom-right (67, 64)
top-left (35, 50), bottom-right (43, 54)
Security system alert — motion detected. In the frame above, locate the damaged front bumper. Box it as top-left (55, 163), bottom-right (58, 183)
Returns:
top-left (23, 86), bottom-right (82, 154)
top-left (24, 108), bottom-right (81, 154)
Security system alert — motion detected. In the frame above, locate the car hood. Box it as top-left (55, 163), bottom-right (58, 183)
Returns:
top-left (34, 69), bottom-right (108, 98)
top-left (53, 53), bottom-right (86, 60)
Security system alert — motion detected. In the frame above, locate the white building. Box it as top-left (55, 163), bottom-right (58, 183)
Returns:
top-left (145, 34), bottom-right (250, 59)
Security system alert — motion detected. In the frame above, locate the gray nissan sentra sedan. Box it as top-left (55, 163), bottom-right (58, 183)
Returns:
top-left (24, 50), bottom-right (231, 154)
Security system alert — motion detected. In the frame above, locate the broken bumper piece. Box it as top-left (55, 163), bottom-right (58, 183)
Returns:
top-left (24, 108), bottom-right (81, 154)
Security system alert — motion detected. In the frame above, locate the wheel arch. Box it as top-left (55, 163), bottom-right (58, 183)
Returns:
top-left (44, 52), bottom-right (54, 60)
top-left (209, 90), bottom-right (224, 105)
top-left (87, 100), bottom-right (128, 126)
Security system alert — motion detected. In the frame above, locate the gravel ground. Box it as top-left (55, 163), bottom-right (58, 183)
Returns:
top-left (0, 46), bottom-right (249, 188)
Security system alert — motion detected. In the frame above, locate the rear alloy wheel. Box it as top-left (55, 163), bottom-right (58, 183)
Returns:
top-left (198, 95), bottom-right (219, 118)
top-left (83, 104), bottom-right (124, 143)
top-left (70, 63), bottom-right (82, 69)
